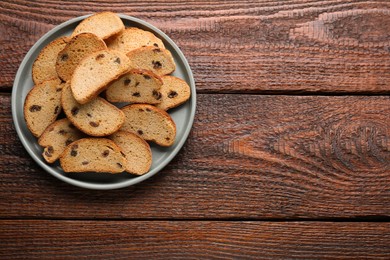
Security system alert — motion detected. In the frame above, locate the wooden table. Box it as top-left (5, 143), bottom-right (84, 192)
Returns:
top-left (1, 1), bottom-right (389, 258)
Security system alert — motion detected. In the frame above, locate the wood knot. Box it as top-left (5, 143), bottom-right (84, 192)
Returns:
top-left (332, 119), bottom-right (389, 172)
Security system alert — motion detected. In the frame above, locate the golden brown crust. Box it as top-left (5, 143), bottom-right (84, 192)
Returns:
top-left (23, 78), bottom-right (63, 138)
top-left (121, 104), bottom-right (176, 146)
top-left (32, 36), bottom-right (69, 85)
top-left (156, 76), bottom-right (191, 111)
top-left (105, 68), bottom-right (163, 104)
top-left (70, 49), bottom-right (131, 104)
top-left (56, 33), bottom-right (107, 81)
top-left (61, 82), bottom-right (125, 137)
top-left (109, 130), bottom-right (152, 175)
top-left (38, 118), bottom-right (85, 163)
top-left (71, 12), bottom-right (124, 40)
top-left (59, 138), bottom-right (126, 173)
top-left (126, 46), bottom-right (176, 76)
top-left (108, 27), bottom-right (165, 54)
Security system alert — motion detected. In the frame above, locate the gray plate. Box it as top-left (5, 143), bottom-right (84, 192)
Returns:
top-left (12, 14), bottom-right (196, 190)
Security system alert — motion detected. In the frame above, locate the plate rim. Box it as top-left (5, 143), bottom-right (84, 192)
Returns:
top-left (11, 14), bottom-right (196, 190)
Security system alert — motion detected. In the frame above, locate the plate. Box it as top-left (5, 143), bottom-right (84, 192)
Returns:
top-left (11, 14), bottom-right (196, 190)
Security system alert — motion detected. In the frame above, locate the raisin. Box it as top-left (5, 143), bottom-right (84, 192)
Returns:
top-left (45, 146), bottom-right (54, 157)
top-left (89, 121), bottom-right (99, 127)
top-left (132, 92), bottom-right (140, 97)
top-left (139, 109), bottom-right (144, 112)
top-left (152, 60), bottom-right (162, 69)
top-left (65, 139), bottom-right (73, 146)
top-left (165, 137), bottom-right (170, 141)
top-left (61, 53), bottom-right (69, 61)
top-left (152, 90), bottom-right (162, 100)
top-left (54, 106), bottom-right (60, 114)
top-left (71, 107), bottom-right (79, 116)
top-left (96, 53), bottom-right (105, 60)
top-left (59, 129), bottom-right (67, 135)
top-left (168, 91), bottom-right (178, 98)
top-left (82, 161), bottom-right (89, 165)
top-left (143, 75), bottom-right (151, 80)
top-left (87, 113), bottom-right (92, 117)
top-left (135, 81), bottom-right (140, 87)
top-left (56, 88), bottom-right (62, 92)
top-left (117, 163), bottom-right (123, 168)
top-left (153, 48), bottom-right (161, 53)
top-left (102, 150), bottom-right (109, 157)
top-left (137, 130), bottom-right (143, 135)
top-left (44, 150), bottom-right (53, 157)
top-left (29, 105), bottom-right (42, 112)
top-left (114, 57), bottom-right (121, 64)
top-left (124, 78), bottom-right (131, 86)
top-left (70, 150), bottom-right (77, 157)
top-left (146, 108), bottom-right (151, 112)
top-left (153, 43), bottom-right (159, 47)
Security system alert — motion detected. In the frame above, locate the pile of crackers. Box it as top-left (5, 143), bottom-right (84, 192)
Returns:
top-left (24, 12), bottom-right (191, 175)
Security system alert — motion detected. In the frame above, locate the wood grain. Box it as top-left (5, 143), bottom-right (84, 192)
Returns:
top-left (1, 93), bottom-right (389, 219)
top-left (0, 220), bottom-right (389, 259)
top-left (1, 0), bottom-right (390, 93)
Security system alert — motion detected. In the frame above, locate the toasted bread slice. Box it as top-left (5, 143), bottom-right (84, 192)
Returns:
top-left (126, 46), bottom-right (175, 76)
top-left (71, 49), bottom-right (130, 104)
top-left (121, 104), bottom-right (176, 146)
top-left (62, 82), bottom-right (125, 136)
top-left (71, 12), bottom-right (124, 40)
top-left (32, 36), bottom-right (69, 84)
top-left (38, 118), bottom-right (85, 163)
top-left (108, 27), bottom-right (165, 54)
top-left (105, 69), bottom-right (163, 104)
top-left (59, 138), bottom-right (126, 173)
top-left (109, 131), bottom-right (152, 175)
top-left (156, 76), bottom-right (191, 110)
top-left (24, 79), bottom-right (64, 137)
top-left (56, 33), bottom-right (107, 81)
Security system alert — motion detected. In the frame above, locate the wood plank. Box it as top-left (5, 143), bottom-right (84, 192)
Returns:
top-left (1, 1), bottom-right (390, 93)
top-left (1, 93), bottom-right (389, 219)
top-left (0, 220), bottom-right (389, 259)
